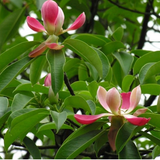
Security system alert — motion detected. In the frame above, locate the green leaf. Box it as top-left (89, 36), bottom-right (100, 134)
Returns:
top-left (141, 84), bottom-right (160, 95)
top-left (23, 136), bottom-right (41, 159)
top-left (0, 7), bottom-right (25, 49)
top-left (88, 81), bottom-right (99, 99)
top-left (0, 97), bottom-right (9, 118)
top-left (93, 47), bottom-right (110, 79)
top-left (30, 55), bottom-right (46, 85)
top-left (38, 122), bottom-right (74, 133)
top-left (113, 52), bottom-right (134, 75)
top-left (122, 75), bottom-right (135, 92)
top-left (0, 111), bottom-right (11, 129)
top-left (64, 95), bottom-right (92, 113)
top-left (112, 27), bottom-right (124, 41)
top-left (116, 122), bottom-right (142, 153)
top-left (0, 57), bottom-right (34, 92)
top-left (86, 100), bottom-right (96, 115)
top-left (152, 146), bottom-right (160, 159)
top-left (118, 140), bottom-right (141, 159)
top-left (0, 41), bottom-right (39, 72)
top-left (102, 41), bottom-right (125, 55)
top-left (70, 33), bottom-right (111, 47)
top-left (139, 62), bottom-right (160, 84)
top-left (50, 111), bottom-right (67, 133)
top-left (10, 0), bottom-right (23, 8)
top-left (55, 130), bottom-right (105, 159)
top-left (133, 51), bottom-right (160, 75)
top-left (11, 93), bottom-right (34, 112)
top-left (4, 108), bottom-right (49, 150)
top-left (46, 49), bottom-right (65, 94)
top-left (64, 39), bottom-right (103, 77)
top-left (71, 81), bottom-right (88, 91)
top-left (14, 83), bottom-right (49, 94)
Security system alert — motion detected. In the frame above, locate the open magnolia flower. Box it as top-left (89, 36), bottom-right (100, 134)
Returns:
top-left (75, 85), bottom-right (150, 126)
top-left (27, 0), bottom-right (86, 57)
top-left (74, 85), bottom-right (150, 151)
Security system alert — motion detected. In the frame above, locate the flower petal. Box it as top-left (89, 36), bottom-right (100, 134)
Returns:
top-left (124, 114), bottom-right (150, 126)
top-left (41, 0), bottom-right (59, 34)
top-left (97, 86), bottom-right (111, 113)
top-left (54, 7), bottom-right (64, 35)
top-left (127, 85), bottom-right (141, 113)
top-left (133, 108), bottom-right (147, 117)
top-left (27, 16), bottom-right (46, 32)
top-left (74, 113), bottom-right (109, 124)
top-left (121, 92), bottom-right (131, 110)
top-left (45, 42), bottom-right (64, 50)
top-left (29, 43), bottom-right (48, 58)
top-left (44, 73), bottom-right (51, 86)
top-left (106, 88), bottom-right (121, 114)
top-left (66, 12), bottom-right (86, 31)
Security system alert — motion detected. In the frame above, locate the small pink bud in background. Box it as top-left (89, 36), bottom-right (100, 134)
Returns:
top-left (44, 73), bottom-right (51, 86)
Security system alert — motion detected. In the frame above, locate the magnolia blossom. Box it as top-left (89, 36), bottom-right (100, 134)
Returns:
top-left (44, 73), bottom-right (51, 86)
top-left (27, 0), bottom-right (86, 57)
top-left (74, 85), bottom-right (150, 126)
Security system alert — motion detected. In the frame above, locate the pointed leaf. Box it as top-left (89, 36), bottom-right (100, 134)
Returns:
top-left (112, 27), bottom-right (124, 41)
top-left (0, 7), bottom-right (25, 49)
top-left (46, 49), bottom-right (65, 94)
top-left (0, 57), bottom-right (34, 92)
top-left (0, 97), bottom-right (9, 118)
top-left (23, 136), bottom-right (41, 159)
top-left (51, 111), bottom-right (67, 133)
top-left (64, 39), bottom-right (103, 77)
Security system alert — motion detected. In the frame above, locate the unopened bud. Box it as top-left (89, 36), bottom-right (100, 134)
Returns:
top-left (48, 86), bottom-right (59, 104)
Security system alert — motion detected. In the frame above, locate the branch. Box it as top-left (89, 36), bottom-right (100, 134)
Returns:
top-left (108, 0), bottom-right (151, 15)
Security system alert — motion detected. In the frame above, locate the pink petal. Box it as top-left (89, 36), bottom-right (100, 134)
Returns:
top-left (66, 12), bottom-right (86, 31)
top-left (27, 16), bottom-right (46, 32)
top-left (127, 85), bottom-right (141, 113)
top-left (29, 43), bottom-right (48, 58)
top-left (44, 73), bottom-right (51, 86)
top-left (121, 92), bottom-right (131, 110)
top-left (97, 86), bottom-right (111, 113)
top-left (41, 0), bottom-right (59, 34)
top-left (124, 114), bottom-right (151, 126)
top-left (45, 42), bottom-right (64, 50)
top-left (133, 108), bottom-right (147, 116)
top-left (54, 7), bottom-right (64, 35)
top-left (74, 113), bottom-right (108, 124)
top-left (106, 88), bottom-right (121, 114)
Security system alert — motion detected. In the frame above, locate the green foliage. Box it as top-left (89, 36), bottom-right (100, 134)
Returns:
top-left (0, 0), bottom-right (160, 159)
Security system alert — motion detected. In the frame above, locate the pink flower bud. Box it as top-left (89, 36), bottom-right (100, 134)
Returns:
top-left (41, 0), bottom-right (64, 35)
top-left (44, 73), bottom-right (51, 86)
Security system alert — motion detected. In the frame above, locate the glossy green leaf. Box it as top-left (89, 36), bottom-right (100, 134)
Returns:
top-left (116, 122), bottom-right (142, 153)
top-left (88, 81), bottom-right (99, 99)
top-left (23, 136), bottom-right (41, 159)
top-left (46, 49), bottom-right (65, 94)
top-left (0, 97), bottom-right (9, 118)
top-left (122, 75), bottom-right (135, 92)
top-left (4, 108), bottom-right (49, 150)
top-left (102, 41), bottom-right (125, 55)
top-left (71, 81), bottom-right (87, 91)
top-left (139, 62), bottom-right (160, 84)
top-left (152, 145), bottom-right (160, 159)
top-left (70, 33), bottom-right (111, 47)
top-left (64, 95), bottom-right (92, 113)
top-left (133, 51), bottom-right (160, 75)
top-left (14, 83), bottom-right (49, 94)
top-left (64, 58), bottom-right (80, 79)
top-left (93, 47), bottom-right (110, 79)
top-left (141, 84), bottom-right (160, 95)
top-left (38, 122), bottom-right (74, 133)
top-left (113, 52), bottom-right (134, 75)
top-left (78, 63), bottom-right (89, 81)
top-left (10, 0), bottom-right (23, 8)
top-left (51, 111), bottom-right (67, 133)
top-left (118, 140), bottom-right (141, 159)
top-left (64, 39), bottom-right (103, 77)
top-left (86, 100), bottom-right (96, 115)
top-left (0, 8), bottom-right (25, 49)
top-left (0, 111), bottom-right (11, 129)
top-left (55, 130), bottom-right (105, 159)
top-left (112, 27), bottom-right (124, 41)
top-left (30, 55), bottom-right (46, 85)
top-left (11, 93), bottom-right (34, 112)
top-left (0, 41), bottom-right (39, 72)
top-left (0, 56), bottom-right (34, 92)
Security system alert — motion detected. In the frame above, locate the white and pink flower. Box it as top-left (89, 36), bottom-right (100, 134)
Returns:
top-left (27, 0), bottom-right (86, 57)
